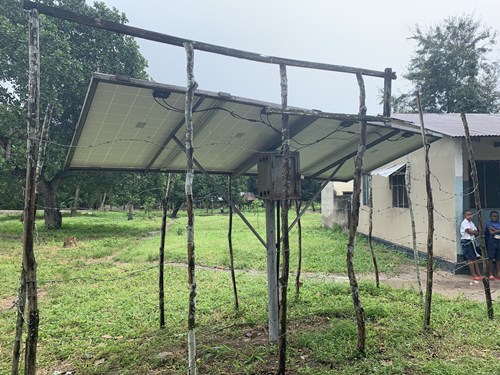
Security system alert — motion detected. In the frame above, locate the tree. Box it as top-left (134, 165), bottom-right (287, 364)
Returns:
top-left (395, 15), bottom-right (500, 113)
top-left (0, 0), bottom-right (148, 226)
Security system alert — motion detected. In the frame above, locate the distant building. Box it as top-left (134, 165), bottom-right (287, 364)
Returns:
top-left (322, 113), bottom-right (500, 272)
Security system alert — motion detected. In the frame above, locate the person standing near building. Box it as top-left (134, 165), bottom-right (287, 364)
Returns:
top-left (460, 210), bottom-right (482, 281)
top-left (485, 210), bottom-right (500, 280)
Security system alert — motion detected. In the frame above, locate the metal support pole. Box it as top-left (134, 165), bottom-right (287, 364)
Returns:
top-left (265, 199), bottom-right (278, 342)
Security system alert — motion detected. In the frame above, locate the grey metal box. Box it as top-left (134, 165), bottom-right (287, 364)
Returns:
top-left (257, 152), bottom-right (300, 200)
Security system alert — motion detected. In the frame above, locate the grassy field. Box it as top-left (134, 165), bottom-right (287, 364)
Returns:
top-left (0, 209), bottom-right (499, 374)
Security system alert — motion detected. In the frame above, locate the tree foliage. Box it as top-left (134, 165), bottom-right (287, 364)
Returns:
top-left (394, 15), bottom-right (500, 113)
top-left (0, 0), bottom-right (148, 218)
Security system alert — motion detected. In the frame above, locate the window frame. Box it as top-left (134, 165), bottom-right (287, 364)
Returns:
top-left (389, 168), bottom-right (408, 208)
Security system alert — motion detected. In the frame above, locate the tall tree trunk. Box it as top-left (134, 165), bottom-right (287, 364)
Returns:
top-left (278, 64), bottom-right (291, 375)
top-left (127, 203), bottom-right (133, 220)
top-left (41, 178), bottom-right (62, 229)
top-left (461, 112), bottom-right (494, 319)
top-left (346, 73), bottom-right (367, 352)
top-left (159, 174), bottom-right (173, 328)
top-left (22, 10), bottom-right (40, 374)
top-left (100, 192), bottom-right (107, 211)
top-left (368, 180), bottom-right (380, 288)
top-left (70, 186), bottom-right (80, 217)
top-left (227, 177), bottom-right (239, 311)
top-left (171, 203), bottom-right (181, 218)
top-left (405, 161), bottom-right (424, 304)
top-left (417, 92), bottom-right (435, 331)
top-left (184, 42), bottom-right (198, 375)
top-left (295, 200), bottom-right (303, 297)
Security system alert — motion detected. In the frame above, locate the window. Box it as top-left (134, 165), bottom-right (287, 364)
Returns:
top-left (390, 167), bottom-right (408, 208)
top-left (362, 173), bottom-right (371, 206)
top-left (472, 161), bottom-right (500, 208)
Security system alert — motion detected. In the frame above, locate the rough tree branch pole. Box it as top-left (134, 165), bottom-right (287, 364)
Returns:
top-left (405, 161), bottom-right (424, 305)
top-left (184, 43), bottom-right (198, 375)
top-left (159, 173), bottom-right (173, 328)
top-left (278, 63), bottom-right (291, 375)
top-left (417, 92), bottom-right (435, 331)
top-left (346, 73), bottom-right (368, 352)
top-left (20, 9), bottom-right (41, 375)
top-left (460, 112), bottom-right (494, 320)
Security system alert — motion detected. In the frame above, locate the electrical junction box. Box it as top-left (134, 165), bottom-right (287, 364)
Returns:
top-left (257, 152), bottom-right (301, 200)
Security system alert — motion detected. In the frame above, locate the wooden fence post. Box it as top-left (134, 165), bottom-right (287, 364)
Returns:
top-left (184, 42), bottom-right (198, 375)
top-left (346, 73), bottom-right (368, 352)
top-left (460, 112), bottom-right (494, 319)
top-left (416, 92), bottom-right (435, 331)
top-left (22, 9), bottom-right (41, 375)
top-left (277, 63), bottom-right (291, 375)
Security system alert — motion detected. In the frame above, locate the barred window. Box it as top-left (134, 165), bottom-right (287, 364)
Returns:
top-left (390, 168), bottom-right (408, 208)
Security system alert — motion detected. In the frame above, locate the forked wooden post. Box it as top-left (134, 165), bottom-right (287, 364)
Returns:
top-left (184, 42), bottom-right (198, 375)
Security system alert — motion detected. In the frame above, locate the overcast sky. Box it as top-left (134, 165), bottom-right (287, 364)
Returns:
top-left (91, 0), bottom-right (500, 115)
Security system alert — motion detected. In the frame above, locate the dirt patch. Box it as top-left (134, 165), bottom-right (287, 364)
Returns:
top-left (363, 264), bottom-right (499, 302)
top-left (0, 290), bottom-right (48, 312)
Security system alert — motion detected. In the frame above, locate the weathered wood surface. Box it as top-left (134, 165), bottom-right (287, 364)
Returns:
top-left (346, 73), bottom-right (367, 352)
top-left (22, 9), bottom-right (40, 375)
top-left (417, 92), bottom-right (435, 331)
top-left (184, 43), bottom-right (198, 375)
top-left (11, 268), bottom-right (26, 375)
top-left (461, 112), bottom-right (494, 320)
top-left (405, 161), bottom-right (423, 304)
top-left (227, 177), bottom-right (239, 311)
top-left (264, 107), bottom-right (391, 123)
top-left (368, 180), bottom-right (380, 288)
top-left (159, 173), bottom-right (173, 328)
top-left (295, 200), bottom-right (303, 298)
top-left (22, 1), bottom-right (396, 79)
top-left (278, 64), bottom-right (290, 375)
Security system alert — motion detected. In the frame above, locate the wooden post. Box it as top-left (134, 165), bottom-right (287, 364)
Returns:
top-left (383, 68), bottom-right (392, 117)
top-left (227, 176), bottom-right (239, 311)
top-left (460, 112), bottom-right (494, 319)
top-left (346, 73), bottom-right (367, 352)
top-left (416, 92), bottom-right (435, 331)
top-left (184, 42), bottom-right (198, 375)
top-left (35, 103), bottom-right (53, 181)
top-left (278, 63), bottom-right (291, 375)
top-left (367, 179), bottom-right (380, 288)
top-left (265, 200), bottom-right (278, 342)
top-left (294, 200), bottom-right (303, 298)
top-left (11, 268), bottom-right (26, 375)
top-left (405, 161), bottom-right (424, 304)
top-left (23, 9), bottom-right (40, 375)
top-left (159, 173), bottom-right (173, 328)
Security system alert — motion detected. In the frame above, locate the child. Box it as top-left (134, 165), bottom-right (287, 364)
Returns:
top-left (485, 210), bottom-right (500, 280)
top-left (460, 210), bottom-right (481, 281)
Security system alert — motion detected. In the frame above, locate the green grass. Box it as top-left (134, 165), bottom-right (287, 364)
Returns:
top-left (0, 209), bottom-right (499, 374)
